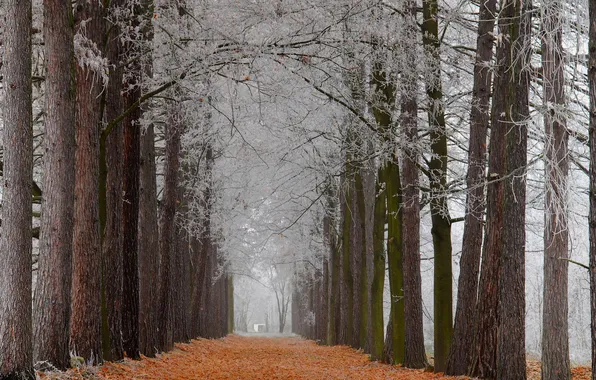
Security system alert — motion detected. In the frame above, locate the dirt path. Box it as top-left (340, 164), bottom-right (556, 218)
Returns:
top-left (41, 335), bottom-right (592, 379)
top-left (97, 335), bottom-right (449, 379)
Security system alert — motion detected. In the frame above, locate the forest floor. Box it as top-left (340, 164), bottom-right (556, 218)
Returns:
top-left (38, 334), bottom-right (591, 379)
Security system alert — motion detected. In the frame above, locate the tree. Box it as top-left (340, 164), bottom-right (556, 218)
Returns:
top-left (421, 0), bottom-right (453, 370)
top-left (370, 166), bottom-right (386, 361)
top-left (100, 0), bottom-right (125, 360)
top-left (158, 103), bottom-right (182, 351)
top-left (0, 0), bottom-right (33, 374)
top-left (541, 0), bottom-right (570, 376)
top-left (138, 122), bottom-right (159, 356)
top-left (401, 0), bottom-right (426, 367)
top-left (33, 0), bottom-right (76, 368)
top-left (496, 0), bottom-right (531, 375)
top-left (589, 0), bottom-right (596, 371)
top-left (446, 0), bottom-right (495, 374)
top-left (70, 0), bottom-right (106, 362)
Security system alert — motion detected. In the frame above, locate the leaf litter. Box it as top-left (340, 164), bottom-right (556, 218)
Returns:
top-left (37, 335), bottom-right (592, 379)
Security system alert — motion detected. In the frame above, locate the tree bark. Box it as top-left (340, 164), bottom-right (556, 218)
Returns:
top-left (100, 14), bottom-right (124, 362)
top-left (541, 0), bottom-right (570, 377)
top-left (70, 0), bottom-right (105, 363)
top-left (158, 110), bottom-right (182, 351)
top-left (446, 0), bottom-right (495, 375)
top-left (385, 159), bottom-right (405, 364)
top-left (370, 167), bottom-right (386, 361)
top-left (138, 123), bottom-right (159, 356)
top-left (496, 0), bottom-right (530, 376)
top-left (589, 0), bottom-right (596, 374)
top-left (422, 0), bottom-right (453, 370)
top-left (33, 0), bottom-right (75, 369)
top-left (121, 87), bottom-right (141, 359)
top-left (0, 0), bottom-right (33, 374)
top-left (341, 170), bottom-right (354, 346)
top-left (401, 29), bottom-right (427, 367)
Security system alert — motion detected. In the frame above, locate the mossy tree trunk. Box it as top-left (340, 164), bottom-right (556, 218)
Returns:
top-left (422, 0), bottom-right (453, 370)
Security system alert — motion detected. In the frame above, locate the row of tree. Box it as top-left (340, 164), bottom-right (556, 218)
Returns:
top-left (288, 0), bottom-right (591, 379)
top-left (0, 0), bottom-right (233, 377)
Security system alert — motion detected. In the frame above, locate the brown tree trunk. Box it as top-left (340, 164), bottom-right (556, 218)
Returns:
top-left (589, 0), bottom-right (596, 373)
top-left (401, 24), bottom-right (427, 366)
top-left (541, 0), bottom-right (570, 377)
top-left (158, 110), bottom-right (182, 350)
top-left (0, 0), bottom-right (33, 374)
top-left (370, 167), bottom-right (386, 361)
top-left (496, 0), bottom-right (530, 376)
top-left (446, 0), bottom-right (495, 375)
top-left (33, 0), bottom-right (75, 369)
top-left (138, 123), bottom-right (159, 356)
top-left (100, 15), bottom-right (124, 362)
top-left (121, 87), bottom-right (141, 359)
top-left (137, 0), bottom-right (158, 357)
top-left (70, 0), bottom-right (105, 363)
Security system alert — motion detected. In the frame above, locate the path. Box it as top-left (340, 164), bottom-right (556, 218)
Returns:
top-left (98, 335), bottom-right (443, 379)
top-left (40, 335), bottom-right (592, 379)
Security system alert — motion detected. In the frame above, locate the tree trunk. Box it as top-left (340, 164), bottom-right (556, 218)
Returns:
top-left (70, 0), bottom-right (105, 363)
top-left (33, 0), bottom-right (75, 369)
top-left (355, 167), bottom-right (368, 350)
top-left (446, 0), bottom-right (495, 374)
top-left (121, 87), bottom-right (141, 359)
top-left (327, 197), bottom-right (340, 345)
top-left (341, 170), bottom-right (354, 346)
top-left (589, 0), bottom-right (596, 373)
top-left (541, 0), bottom-right (570, 377)
top-left (401, 29), bottom-right (427, 367)
top-left (138, 123), bottom-right (159, 356)
top-left (0, 0), bottom-right (33, 374)
top-left (370, 167), bottom-right (386, 361)
top-left (385, 159), bottom-right (405, 364)
top-left (137, 0), bottom-right (157, 356)
top-left (496, 0), bottom-right (530, 376)
top-left (99, 15), bottom-right (124, 362)
top-left (158, 111), bottom-right (182, 350)
top-left (422, 0), bottom-right (453, 370)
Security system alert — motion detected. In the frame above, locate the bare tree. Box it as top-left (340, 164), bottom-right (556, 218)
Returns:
top-left (541, 0), bottom-right (570, 376)
top-left (446, 0), bottom-right (495, 374)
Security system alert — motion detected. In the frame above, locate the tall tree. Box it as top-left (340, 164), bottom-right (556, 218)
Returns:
top-left (70, 0), bottom-right (105, 363)
top-left (137, 0), bottom-right (159, 355)
top-left (138, 122), bottom-right (159, 356)
top-left (496, 0), bottom-right (531, 376)
top-left (401, 1), bottom-right (426, 366)
top-left (421, 0), bottom-right (453, 370)
top-left (589, 0), bottom-right (596, 372)
top-left (158, 105), bottom-right (182, 351)
top-left (370, 167), bottom-right (386, 360)
top-left (33, 0), bottom-right (76, 369)
top-left (121, 77), bottom-right (142, 360)
top-left (370, 53), bottom-right (404, 365)
top-left (0, 0), bottom-right (33, 374)
top-left (541, 0), bottom-right (570, 376)
top-left (100, 4), bottom-right (125, 361)
top-left (446, 0), bottom-right (496, 374)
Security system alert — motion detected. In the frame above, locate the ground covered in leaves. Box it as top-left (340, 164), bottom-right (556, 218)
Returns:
top-left (39, 334), bottom-right (592, 379)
